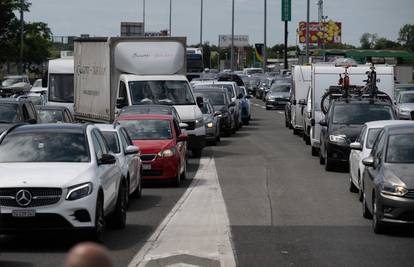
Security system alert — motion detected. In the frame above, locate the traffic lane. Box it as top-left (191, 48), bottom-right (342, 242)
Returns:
top-left (0, 157), bottom-right (200, 267)
top-left (213, 100), bottom-right (414, 266)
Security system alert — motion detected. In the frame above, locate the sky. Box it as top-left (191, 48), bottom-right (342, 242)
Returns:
top-left (25, 0), bottom-right (414, 47)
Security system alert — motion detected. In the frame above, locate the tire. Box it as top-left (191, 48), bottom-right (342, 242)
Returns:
top-left (243, 119), bottom-right (249, 125)
top-left (285, 119), bottom-right (289, 128)
top-left (131, 173), bottom-right (142, 199)
top-left (358, 177), bottom-right (363, 202)
top-left (266, 106), bottom-right (270, 110)
top-left (180, 160), bottom-right (187, 180)
top-left (173, 172), bottom-right (181, 187)
top-left (192, 149), bottom-right (202, 158)
top-left (216, 134), bottom-right (221, 143)
top-left (108, 180), bottom-right (127, 229)
top-left (311, 146), bottom-right (318, 157)
top-left (362, 192), bottom-right (372, 219)
top-left (293, 128), bottom-right (300, 135)
top-left (89, 194), bottom-right (105, 242)
top-left (325, 158), bottom-right (336, 172)
top-left (319, 152), bottom-right (325, 165)
top-left (372, 196), bottom-right (385, 234)
top-left (349, 176), bottom-right (358, 193)
top-left (305, 135), bottom-right (311, 145)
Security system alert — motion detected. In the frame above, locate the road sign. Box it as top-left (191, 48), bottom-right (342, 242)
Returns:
top-left (219, 35), bottom-right (249, 48)
top-left (281, 0), bottom-right (291, 21)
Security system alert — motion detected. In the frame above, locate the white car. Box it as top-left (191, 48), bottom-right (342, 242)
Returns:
top-left (349, 120), bottom-right (414, 200)
top-left (0, 124), bottom-right (127, 241)
top-left (96, 124), bottom-right (142, 202)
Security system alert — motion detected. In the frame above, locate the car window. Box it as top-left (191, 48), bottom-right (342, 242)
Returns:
top-left (27, 104), bottom-right (36, 120)
top-left (372, 130), bottom-right (386, 161)
top-left (357, 126), bottom-right (367, 146)
top-left (91, 130), bottom-right (105, 159)
top-left (173, 119), bottom-right (181, 137)
top-left (119, 119), bottom-right (173, 140)
top-left (118, 81), bottom-right (128, 107)
top-left (22, 105), bottom-right (30, 120)
top-left (366, 128), bottom-right (382, 149)
top-left (332, 104), bottom-right (393, 124)
top-left (119, 128), bottom-right (133, 150)
top-left (101, 131), bottom-right (121, 154)
top-left (386, 134), bottom-right (414, 163)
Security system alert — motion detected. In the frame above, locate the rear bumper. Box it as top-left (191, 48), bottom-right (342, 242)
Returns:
top-left (327, 142), bottom-right (351, 162)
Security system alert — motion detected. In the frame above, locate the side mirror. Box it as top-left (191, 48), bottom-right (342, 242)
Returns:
top-left (125, 145), bottom-right (139, 155)
top-left (310, 118), bottom-right (315, 126)
top-left (362, 156), bottom-right (375, 167)
top-left (179, 122), bottom-right (189, 129)
top-left (237, 93), bottom-right (243, 99)
top-left (116, 97), bottom-right (126, 109)
top-left (246, 95), bottom-right (252, 99)
top-left (98, 154), bottom-right (116, 165)
top-left (196, 96), bottom-right (204, 108)
top-left (350, 142), bottom-right (362, 151)
top-left (178, 133), bottom-right (189, 142)
top-left (298, 99), bottom-right (306, 105)
top-left (292, 100), bottom-right (297, 105)
top-left (27, 118), bottom-right (37, 124)
top-left (319, 119), bottom-right (328, 127)
top-left (229, 102), bottom-right (236, 107)
top-left (214, 111), bottom-right (221, 117)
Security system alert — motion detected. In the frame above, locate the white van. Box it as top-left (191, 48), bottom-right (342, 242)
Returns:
top-left (290, 65), bottom-right (311, 135)
top-left (309, 64), bottom-right (395, 156)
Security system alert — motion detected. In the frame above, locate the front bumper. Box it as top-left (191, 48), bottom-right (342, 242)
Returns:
top-left (266, 99), bottom-right (288, 108)
top-left (326, 142), bottom-right (351, 162)
top-left (377, 193), bottom-right (414, 224)
top-left (141, 156), bottom-right (180, 180)
top-left (398, 113), bottom-right (412, 120)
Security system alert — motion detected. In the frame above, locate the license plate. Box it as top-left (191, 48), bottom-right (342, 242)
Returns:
top-left (142, 164), bottom-right (152, 170)
top-left (12, 210), bottom-right (36, 218)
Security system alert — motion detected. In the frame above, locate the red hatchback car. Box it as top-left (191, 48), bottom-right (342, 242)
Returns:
top-left (117, 114), bottom-right (188, 186)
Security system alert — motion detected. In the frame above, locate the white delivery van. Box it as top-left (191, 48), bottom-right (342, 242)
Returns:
top-left (48, 51), bottom-right (74, 113)
top-left (309, 64), bottom-right (394, 156)
top-left (290, 65), bottom-right (311, 134)
top-left (74, 37), bottom-right (206, 156)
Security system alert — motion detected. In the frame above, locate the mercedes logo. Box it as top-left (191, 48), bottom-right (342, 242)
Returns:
top-left (16, 190), bottom-right (32, 207)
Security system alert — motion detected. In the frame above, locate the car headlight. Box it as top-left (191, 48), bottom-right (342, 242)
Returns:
top-left (195, 118), bottom-right (204, 127)
top-left (381, 182), bottom-right (408, 196)
top-left (66, 182), bottom-right (93, 201)
top-left (399, 108), bottom-right (410, 114)
top-left (158, 148), bottom-right (176, 158)
top-left (207, 122), bottom-right (214, 128)
top-left (329, 134), bottom-right (347, 144)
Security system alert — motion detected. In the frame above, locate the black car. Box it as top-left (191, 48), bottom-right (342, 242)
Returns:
top-left (36, 105), bottom-right (74, 123)
top-left (361, 123), bottom-right (414, 234)
top-left (319, 100), bottom-right (395, 171)
top-left (0, 98), bottom-right (37, 134)
top-left (193, 88), bottom-right (236, 136)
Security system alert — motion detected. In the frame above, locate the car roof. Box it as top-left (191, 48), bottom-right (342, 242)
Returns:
top-left (117, 114), bottom-right (174, 121)
top-left (193, 87), bottom-right (227, 93)
top-left (120, 105), bottom-right (175, 115)
top-left (95, 123), bottom-right (120, 132)
top-left (384, 124), bottom-right (414, 135)
top-left (364, 120), bottom-right (414, 129)
top-left (10, 123), bottom-right (87, 134)
top-left (332, 99), bottom-right (393, 106)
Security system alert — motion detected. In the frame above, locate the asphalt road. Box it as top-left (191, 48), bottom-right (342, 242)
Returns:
top-left (1, 99), bottom-right (414, 267)
top-left (213, 99), bottom-right (414, 267)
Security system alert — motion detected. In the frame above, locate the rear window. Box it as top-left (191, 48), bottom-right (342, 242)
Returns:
top-left (0, 104), bottom-right (18, 123)
top-left (119, 119), bottom-right (172, 140)
top-left (332, 104), bottom-right (393, 125)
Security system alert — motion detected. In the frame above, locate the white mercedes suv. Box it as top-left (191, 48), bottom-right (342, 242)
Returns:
top-left (0, 124), bottom-right (127, 241)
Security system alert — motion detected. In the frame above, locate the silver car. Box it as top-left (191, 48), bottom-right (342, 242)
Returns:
top-left (96, 124), bottom-right (143, 202)
top-left (396, 91), bottom-right (414, 119)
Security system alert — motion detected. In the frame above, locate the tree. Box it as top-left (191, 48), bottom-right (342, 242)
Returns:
top-left (398, 24), bottom-right (414, 51)
top-left (360, 33), bottom-right (378, 49)
top-left (374, 37), bottom-right (401, 50)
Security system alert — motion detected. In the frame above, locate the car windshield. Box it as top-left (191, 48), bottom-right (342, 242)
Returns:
top-left (386, 134), bottom-right (414, 163)
top-left (200, 104), bottom-right (212, 114)
top-left (203, 84), bottom-right (234, 98)
top-left (0, 104), bottom-right (18, 123)
top-left (196, 91), bottom-right (227, 105)
top-left (332, 104), bottom-right (393, 125)
top-left (33, 79), bottom-right (42, 88)
top-left (48, 74), bottom-right (74, 102)
top-left (366, 128), bottom-right (382, 149)
top-left (0, 132), bottom-right (89, 162)
top-left (400, 94), bottom-right (414, 103)
top-left (119, 119), bottom-right (172, 140)
top-left (1, 78), bottom-right (22, 87)
top-left (101, 131), bottom-right (120, 154)
top-left (129, 80), bottom-right (195, 105)
top-left (271, 84), bottom-right (290, 93)
top-left (37, 109), bottom-right (64, 123)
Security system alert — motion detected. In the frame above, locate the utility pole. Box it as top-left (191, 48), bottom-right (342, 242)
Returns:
top-left (20, 0), bottom-right (24, 74)
top-left (200, 0), bottom-right (203, 47)
top-left (263, 0), bottom-right (267, 72)
top-left (305, 0), bottom-right (310, 63)
top-left (284, 21), bottom-right (288, 69)
top-left (143, 0), bottom-right (146, 34)
top-left (169, 0), bottom-right (172, 36)
top-left (231, 0), bottom-right (235, 71)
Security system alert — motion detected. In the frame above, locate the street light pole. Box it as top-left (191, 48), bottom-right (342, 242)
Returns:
top-left (200, 0), bottom-right (203, 46)
top-left (263, 0), bottom-right (267, 72)
top-left (305, 0), bottom-right (310, 63)
top-left (169, 0), bottom-right (172, 36)
top-left (143, 0), bottom-right (146, 34)
top-left (20, 0), bottom-right (24, 74)
top-left (231, 0), bottom-right (235, 71)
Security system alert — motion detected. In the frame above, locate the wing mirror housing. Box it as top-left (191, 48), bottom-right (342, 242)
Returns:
top-left (362, 156), bottom-right (375, 167)
top-left (350, 142), bottom-right (362, 151)
top-left (229, 102), bottom-right (236, 107)
top-left (310, 118), bottom-right (315, 126)
top-left (319, 119), bottom-right (328, 127)
top-left (196, 96), bottom-right (204, 108)
top-left (125, 145), bottom-right (139, 155)
top-left (98, 154), bottom-right (116, 165)
top-left (116, 97), bottom-right (127, 109)
top-left (292, 100), bottom-right (297, 105)
top-left (178, 133), bottom-right (189, 142)
top-left (214, 111), bottom-right (222, 117)
top-left (237, 93), bottom-right (243, 99)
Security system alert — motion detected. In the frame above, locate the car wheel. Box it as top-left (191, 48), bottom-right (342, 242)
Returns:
top-left (173, 172), bottom-right (181, 187)
top-left (311, 146), bottom-right (318, 157)
top-left (358, 177), bottom-right (363, 202)
top-left (362, 192), bottom-right (372, 219)
top-left (293, 128), bottom-right (300, 135)
top-left (349, 176), bottom-right (358, 193)
top-left (131, 173), bottom-right (142, 199)
top-left (192, 149), bottom-right (202, 158)
top-left (266, 106), bottom-right (270, 110)
top-left (285, 119), bottom-right (289, 128)
top-left (372, 196), bottom-right (385, 234)
top-left (319, 151), bottom-right (325, 165)
top-left (216, 134), bottom-right (221, 143)
top-left (305, 135), bottom-right (311, 145)
top-left (180, 160), bottom-right (187, 180)
top-left (89, 194), bottom-right (105, 242)
top-left (325, 158), bottom-right (336, 172)
top-left (108, 180), bottom-right (127, 229)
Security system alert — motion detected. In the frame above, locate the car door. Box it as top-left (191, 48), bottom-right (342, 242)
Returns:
top-left (350, 126), bottom-right (366, 184)
top-left (119, 128), bottom-right (139, 192)
top-left (173, 119), bottom-right (186, 171)
top-left (91, 130), bottom-right (118, 210)
top-left (320, 107), bottom-right (331, 156)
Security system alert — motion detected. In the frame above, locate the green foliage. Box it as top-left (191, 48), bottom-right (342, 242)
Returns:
top-left (374, 37), bottom-right (401, 50)
top-left (398, 24), bottom-right (414, 51)
top-left (360, 33), bottom-right (378, 49)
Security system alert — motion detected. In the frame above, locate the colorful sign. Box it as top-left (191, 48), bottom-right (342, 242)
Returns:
top-left (298, 20), bottom-right (342, 44)
top-left (255, 43), bottom-right (264, 63)
top-left (281, 0), bottom-right (291, 21)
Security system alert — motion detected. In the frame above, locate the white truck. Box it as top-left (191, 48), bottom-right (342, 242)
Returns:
top-left (48, 51), bottom-right (74, 113)
top-left (309, 64), bottom-right (395, 156)
top-left (290, 65), bottom-right (311, 135)
top-left (73, 37), bottom-right (206, 156)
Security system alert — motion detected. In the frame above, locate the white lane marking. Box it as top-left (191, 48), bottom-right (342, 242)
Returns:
top-left (261, 106), bottom-right (266, 109)
top-left (128, 156), bottom-right (236, 267)
top-left (253, 103), bottom-right (260, 107)
top-left (277, 111), bottom-right (284, 114)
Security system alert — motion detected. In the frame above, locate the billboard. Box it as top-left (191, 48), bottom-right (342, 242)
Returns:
top-left (255, 43), bottom-right (264, 63)
top-left (219, 35), bottom-right (249, 48)
top-left (298, 20), bottom-right (342, 44)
